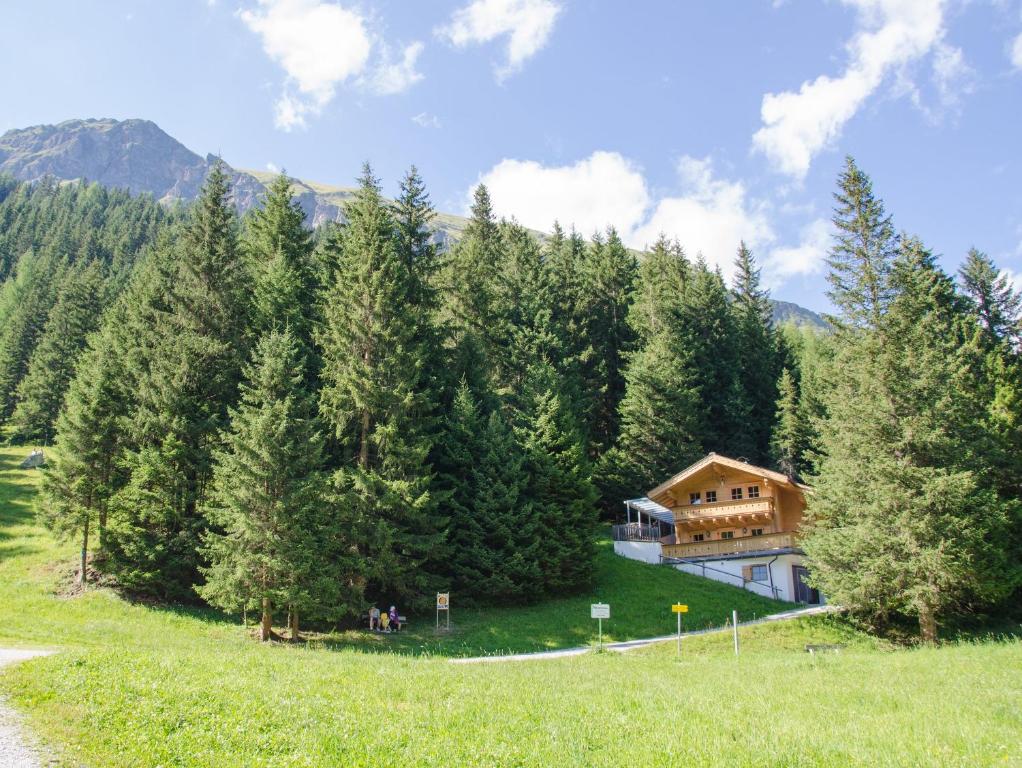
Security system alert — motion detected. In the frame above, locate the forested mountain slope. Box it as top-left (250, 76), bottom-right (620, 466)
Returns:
top-left (0, 118), bottom-right (827, 326)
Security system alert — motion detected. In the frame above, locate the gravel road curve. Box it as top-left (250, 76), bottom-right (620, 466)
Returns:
top-left (0, 649), bottom-right (55, 768)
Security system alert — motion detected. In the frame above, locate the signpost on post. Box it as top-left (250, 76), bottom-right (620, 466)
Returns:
top-left (591, 603), bottom-right (609, 650)
top-left (436, 592), bottom-right (450, 632)
top-left (732, 609), bottom-right (740, 656)
top-left (672, 603), bottom-right (688, 656)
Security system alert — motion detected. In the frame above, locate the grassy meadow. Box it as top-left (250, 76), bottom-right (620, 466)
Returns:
top-left (1, 444), bottom-right (1020, 767)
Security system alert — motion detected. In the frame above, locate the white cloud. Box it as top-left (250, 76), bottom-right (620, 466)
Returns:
top-left (240, 0), bottom-right (422, 130)
top-left (753, 0), bottom-right (949, 179)
top-left (631, 157), bottom-right (775, 273)
top-left (476, 151), bottom-right (650, 236)
top-left (240, 0), bottom-right (372, 130)
top-left (474, 152), bottom-right (832, 283)
top-left (411, 112), bottom-right (442, 129)
top-left (1002, 268), bottom-right (1022, 294)
top-left (266, 162), bottom-right (280, 173)
top-left (762, 218), bottom-right (832, 289)
top-left (438, 0), bottom-right (561, 80)
top-left (366, 42), bottom-right (425, 96)
top-left (1011, 32), bottom-right (1022, 70)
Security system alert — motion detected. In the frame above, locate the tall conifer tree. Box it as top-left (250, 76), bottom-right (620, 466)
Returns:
top-left (198, 330), bottom-right (357, 640)
top-left (318, 164), bottom-right (443, 608)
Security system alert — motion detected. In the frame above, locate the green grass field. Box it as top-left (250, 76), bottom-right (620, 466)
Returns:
top-left (1, 444), bottom-right (1020, 767)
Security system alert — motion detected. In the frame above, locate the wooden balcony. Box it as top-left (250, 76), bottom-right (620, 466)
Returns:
top-left (672, 497), bottom-right (775, 531)
top-left (663, 531), bottom-right (797, 560)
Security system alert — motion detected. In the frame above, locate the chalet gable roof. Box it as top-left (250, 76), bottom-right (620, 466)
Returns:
top-left (647, 453), bottom-right (808, 504)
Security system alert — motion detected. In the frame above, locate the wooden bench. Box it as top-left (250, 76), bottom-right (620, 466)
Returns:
top-left (805, 643), bottom-right (845, 655)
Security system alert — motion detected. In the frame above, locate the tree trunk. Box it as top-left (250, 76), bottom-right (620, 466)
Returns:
top-left (289, 608), bottom-right (299, 640)
top-left (918, 603), bottom-right (937, 644)
top-left (260, 597), bottom-right (272, 642)
top-left (359, 410), bottom-right (370, 468)
top-left (79, 517), bottom-right (89, 587)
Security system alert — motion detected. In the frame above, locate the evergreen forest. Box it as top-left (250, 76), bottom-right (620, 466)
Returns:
top-left (2, 157), bottom-right (1018, 640)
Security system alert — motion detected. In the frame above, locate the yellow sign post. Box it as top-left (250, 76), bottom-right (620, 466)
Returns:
top-left (672, 604), bottom-right (688, 656)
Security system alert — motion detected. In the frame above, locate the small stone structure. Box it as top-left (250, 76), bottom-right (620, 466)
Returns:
top-left (19, 450), bottom-right (44, 469)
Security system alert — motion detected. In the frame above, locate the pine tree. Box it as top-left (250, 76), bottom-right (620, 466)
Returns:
top-left (827, 157), bottom-right (897, 328)
top-left (445, 184), bottom-right (500, 338)
top-left (804, 237), bottom-right (1018, 640)
top-left (10, 261), bottom-right (105, 442)
top-left (682, 258), bottom-right (747, 457)
top-left (958, 247), bottom-right (1021, 348)
top-left (40, 328), bottom-right (127, 586)
top-left (520, 369), bottom-right (599, 593)
top-left (599, 330), bottom-right (705, 503)
top-left (629, 235), bottom-right (688, 344)
top-left (318, 164), bottom-right (443, 608)
top-left (731, 242), bottom-right (781, 464)
top-left (198, 330), bottom-right (358, 640)
top-left (0, 247), bottom-right (64, 422)
top-left (575, 228), bottom-right (637, 457)
top-left (432, 384), bottom-right (493, 602)
top-left (107, 162), bottom-right (250, 598)
top-left (245, 173), bottom-right (316, 350)
top-left (769, 368), bottom-right (809, 478)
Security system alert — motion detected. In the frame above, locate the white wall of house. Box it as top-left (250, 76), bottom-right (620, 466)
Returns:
top-left (613, 540), bottom-right (662, 564)
top-left (613, 541), bottom-right (822, 605)
top-left (672, 553), bottom-right (810, 603)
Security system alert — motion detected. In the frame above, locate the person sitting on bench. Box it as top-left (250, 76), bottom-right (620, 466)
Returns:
top-left (389, 605), bottom-right (401, 632)
top-left (369, 605), bottom-right (380, 632)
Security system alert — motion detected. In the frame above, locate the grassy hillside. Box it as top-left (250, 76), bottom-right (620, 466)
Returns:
top-left (1, 444), bottom-right (1020, 767)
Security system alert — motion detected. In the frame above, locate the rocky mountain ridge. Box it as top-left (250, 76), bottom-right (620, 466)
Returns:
top-left (0, 118), bottom-right (827, 329)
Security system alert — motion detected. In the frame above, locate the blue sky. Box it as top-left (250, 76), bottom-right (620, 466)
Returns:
top-left (2, 0), bottom-right (1021, 311)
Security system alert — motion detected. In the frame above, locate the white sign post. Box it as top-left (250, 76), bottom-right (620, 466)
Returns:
top-left (672, 604), bottom-right (688, 657)
top-left (732, 609), bottom-right (740, 656)
top-left (436, 592), bottom-right (450, 632)
top-left (591, 603), bottom-right (610, 650)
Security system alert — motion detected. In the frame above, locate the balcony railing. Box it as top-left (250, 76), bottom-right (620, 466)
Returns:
top-left (662, 531), bottom-right (797, 559)
top-left (612, 523), bottom-right (662, 542)
top-left (673, 497), bottom-right (774, 520)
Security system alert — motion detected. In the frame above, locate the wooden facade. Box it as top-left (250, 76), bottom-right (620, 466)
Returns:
top-left (648, 453), bottom-right (809, 560)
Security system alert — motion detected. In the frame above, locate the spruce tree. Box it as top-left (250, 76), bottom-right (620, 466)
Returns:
top-left (827, 157), bottom-right (897, 328)
top-left (245, 173), bottom-right (316, 350)
top-left (731, 242), bottom-right (781, 464)
top-left (769, 367), bottom-right (809, 478)
top-left (958, 247), bottom-right (1021, 348)
top-left (40, 328), bottom-right (127, 586)
top-left (107, 162), bottom-right (250, 598)
top-left (575, 228), bottom-right (637, 457)
top-left (599, 330), bottom-right (704, 503)
top-left (10, 261), bottom-right (105, 442)
top-left (198, 330), bottom-right (358, 640)
top-left (318, 164), bottom-right (443, 608)
top-left (804, 237), bottom-right (1018, 640)
top-left (519, 368), bottom-right (599, 593)
top-left (682, 258), bottom-right (748, 457)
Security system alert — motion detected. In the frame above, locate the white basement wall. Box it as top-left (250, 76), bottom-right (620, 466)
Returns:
top-left (613, 541), bottom-right (813, 603)
top-left (672, 553), bottom-right (808, 602)
top-left (612, 540), bottom-right (662, 564)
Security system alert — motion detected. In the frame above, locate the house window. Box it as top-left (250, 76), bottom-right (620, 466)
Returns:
top-left (751, 528), bottom-right (764, 536)
top-left (748, 485), bottom-right (760, 498)
top-left (689, 492), bottom-right (701, 505)
top-left (705, 490), bottom-right (717, 503)
top-left (720, 530), bottom-right (734, 540)
top-left (731, 487), bottom-right (743, 501)
top-left (750, 564), bottom-right (768, 582)
top-left (692, 533), bottom-right (704, 542)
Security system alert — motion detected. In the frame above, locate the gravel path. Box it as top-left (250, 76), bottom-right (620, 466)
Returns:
top-left (449, 604), bottom-right (836, 664)
top-left (0, 649), bottom-right (56, 768)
